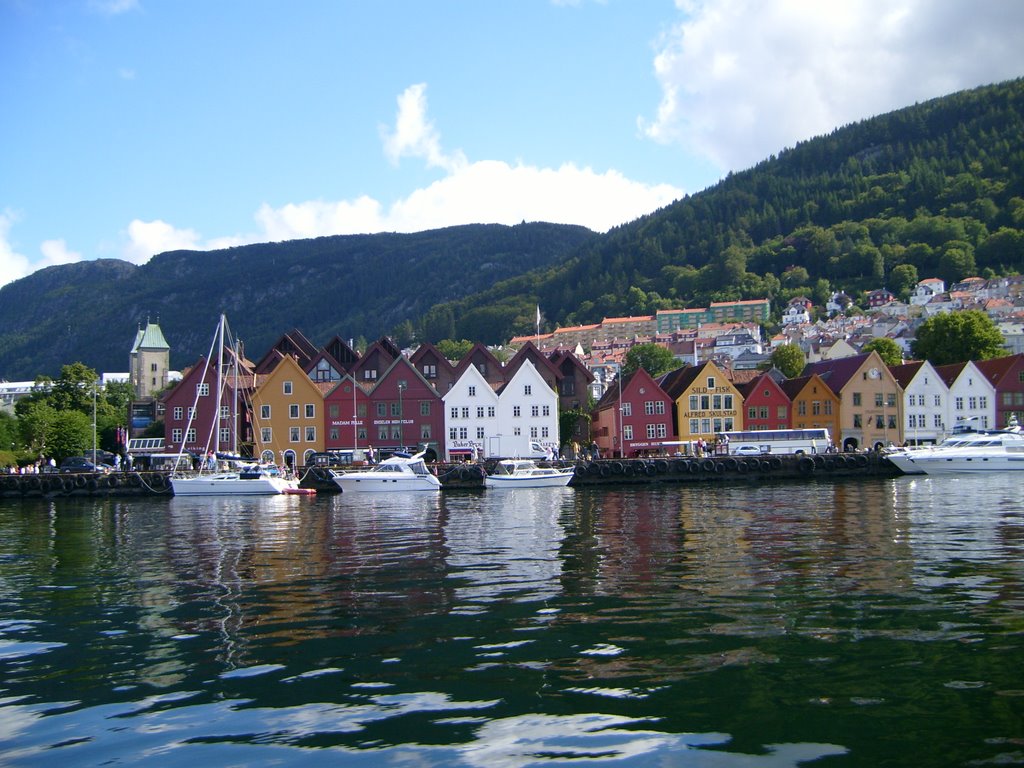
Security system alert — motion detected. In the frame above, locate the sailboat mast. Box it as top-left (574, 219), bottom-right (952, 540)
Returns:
top-left (215, 314), bottom-right (225, 456)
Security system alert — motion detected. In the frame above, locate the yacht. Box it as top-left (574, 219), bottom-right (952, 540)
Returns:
top-left (885, 427), bottom-right (1024, 475)
top-left (484, 459), bottom-right (575, 489)
top-left (332, 451), bottom-right (442, 492)
top-left (170, 462), bottom-right (299, 496)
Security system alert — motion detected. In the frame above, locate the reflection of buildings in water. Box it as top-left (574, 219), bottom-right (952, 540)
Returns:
top-left (163, 494), bottom-right (453, 671)
top-left (442, 488), bottom-right (569, 607)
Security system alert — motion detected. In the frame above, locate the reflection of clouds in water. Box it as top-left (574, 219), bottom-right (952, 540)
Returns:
top-left (0, 696), bottom-right (846, 767)
top-left (460, 713), bottom-right (846, 768)
top-left (444, 489), bottom-right (569, 605)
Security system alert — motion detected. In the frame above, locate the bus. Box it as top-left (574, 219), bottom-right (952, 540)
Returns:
top-left (717, 428), bottom-right (832, 455)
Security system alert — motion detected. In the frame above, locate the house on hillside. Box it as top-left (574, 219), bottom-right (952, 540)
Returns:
top-left (658, 360), bottom-right (743, 446)
top-left (591, 367), bottom-right (674, 458)
top-left (780, 374), bottom-right (841, 439)
top-left (889, 360), bottom-right (945, 444)
top-left (934, 361), bottom-right (994, 434)
top-left (738, 370), bottom-right (790, 431)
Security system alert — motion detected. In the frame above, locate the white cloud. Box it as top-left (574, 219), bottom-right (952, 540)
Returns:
top-left (39, 239), bottom-right (83, 268)
top-left (381, 83), bottom-right (466, 174)
top-left (123, 219), bottom-right (202, 264)
top-left (0, 210), bottom-right (32, 288)
top-left (641, 0), bottom-right (1024, 173)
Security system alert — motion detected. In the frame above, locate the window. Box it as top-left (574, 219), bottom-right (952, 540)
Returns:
top-left (261, 427), bottom-right (271, 443)
top-left (689, 395), bottom-right (699, 410)
top-left (875, 393), bottom-right (884, 407)
top-left (329, 427), bottom-right (339, 440)
top-left (421, 425), bottom-right (431, 439)
top-left (645, 401), bottom-right (656, 416)
top-left (934, 394), bottom-right (941, 407)
top-left (187, 406), bottom-right (195, 419)
top-left (220, 427), bottom-right (230, 444)
top-left (530, 427), bottom-right (539, 438)
top-left (449, 428), bottom-right (458, 440)
top-left (700, 418), bottom-right (711, 434)
top-left (777, 405), bottom-right (787, 419)
top-left (689, 419), bottom-right (699, 434)
top-left (531, 405), bottom-right (539, 417)
top-left (451, 406), bottom-right (459, 419)
top-left (706, 377), bottom-right (715, 389)
top-left (358, 404), bottom-right (367, 417)
top-left (421, 402), bottom-right (431, 416)
top-left (377, 403), bottom-right (387, 417)
top-left (700, 395), bottom-right (710, 410)
top-left (391, 403), bottom-right (401, 417)
top-left (934, 414), bottom-right (942, 428)
top-left (289, 427), bottom-right (300, 442)
top-left (186, 428), bottom-right (196, 442)
top-left (329, 404), bottom-right (339, 418)
top-left (824, 401), bottom-right (832, 415)
top-left (514, 427), bottom-right (521, 436)
top-left (289, 404), bottom-right (299, 418)
top-left (524, 385), bottom-right (532, 395)
top-left (979, 396), bottom-right (988, 409)
top-left (305, 404), bottom-right (315, 418)
top-left (969, 396), bottom-right (978, 410)
top-left (476, 427), bottom-right (485, 439)
top-left (459, 427), bottom-right (468, 440)
top-left (798, 401), bottom-right (806, 416)
top-left (656, 424), bottom-right (667, 438)
top-left (853, 393), bottom-right (862, 406)
top-left (220, 405), bottom-right (230, 419)
top-left (477, 406), bottom-right (485, 419)
top-left (513, 406), bottom-right (521, 417)
top-left (646, 424), bottom-right (657, 439)
top-left (151, 362), bottom-right (157, 372)
top-left (624, 425), bottom-right (634, 440)
top-left (853, 414), bottom-right (862, 428)
top-left (197, 383), bottom-right (209, 397)
top-left (378, 426), bottom-right (388, 441)
top-left (542, 405), bottom-right (550, 417)
top-left (173, 406), bottom-right (183, 420)
top-left (305, 426), bottom-right (316, 442)
top-left (656, 402), bottom-right (665, 415)
top-left (542, 427), bottom-right (550, 438)
top-left (468, 386), bottom-right (476, 397)
top-left (283, 381), bottom-right (293, 395)
top-left (887, 394), bottom-right (897, 408)
top-left (875, 415), bottom-right (884, 428)
top-left (887, 415), bottom-right (897, 429)
top-left (759, 406), bottom-right (769, 419)
top-left (461, 407), bottom-right (469, 418)
top-left (812, 401), bottom-right (821, 415)
top-left (423, 364), bottom-right (436, 379)
top-left (364, 369), bottom-right (377, 380)
top-left (748, 406), bottom-right (757, 419)
top-left (713, 394), bottom-right (722, 409)
top-left (172, 428), bottom-right (182, 442)
top-left (956, 397), bottom-right (964, 410)
top-left (260, 404), bottom-right (271, 420)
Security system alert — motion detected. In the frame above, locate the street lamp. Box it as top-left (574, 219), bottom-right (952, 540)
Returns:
top-left (397, 382), bottom-right (406, 450)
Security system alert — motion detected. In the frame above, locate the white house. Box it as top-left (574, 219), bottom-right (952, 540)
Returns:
top-left (911, 278), bottom-right (946, 306)
top-left (890, 360), bottom-right (946, 445)
top-left (782, 299), bottom-right (811, 326)
top-left (442, 359), bottom-right (559, 460)
top-left (935, 360), bottom-right (996, 434)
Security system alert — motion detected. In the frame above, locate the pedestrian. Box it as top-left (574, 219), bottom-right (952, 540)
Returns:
top-left (114, 454), bottom-right (121, 471)
top-left (126, 453), bottom-right (134, 471)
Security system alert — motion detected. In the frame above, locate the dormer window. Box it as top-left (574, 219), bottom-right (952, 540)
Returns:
top-left (283, 381), bottom-right (293, 395)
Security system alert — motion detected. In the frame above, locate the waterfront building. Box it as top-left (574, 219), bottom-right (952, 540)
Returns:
top-left (974, 353), bottom-right (1024, 429)
top-left (128, 319), bottom-right (171, 436)
top-left (366, 355), bottom-right (442, 457)
top-left (162, 350), bottom-right (252, 460)
top-left (803, 351), bottom-right (903, 450)
top-left (349, 337), bottom-right (400, 384)
top-left (738, 370), bottom-right (790, 431)
top-left (889, 360), bottom-right (946, 444)
top-left (442, 363), bottom-right (499, 460)
top-left (658, 360), bottom-right (744, 444)
top-left (453, 343), bottom-right (505, 391)
top-left (322, 374), bottom-right (371, 453)
top-left (253, 328), bottom-right (319, 374)
top-left (250, 354), bottom-right (330, 467)
top-left (780, 374), bottom-right (841, 439)
top-left (591, 367), bottom-right (674, 458)
top-left (409, 342), bottom-right (458, 395)
top-left (932, 361), bottom-right (991, 433)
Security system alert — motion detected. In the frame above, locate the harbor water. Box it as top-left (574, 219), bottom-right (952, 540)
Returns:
top-left (0, 476), bottom-right (1022, 766)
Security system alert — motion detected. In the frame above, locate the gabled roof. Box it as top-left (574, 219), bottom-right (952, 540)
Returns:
top-left (349, 338), bottom-right (399, 377)
top-left (887, 360), bottom-right (925, 389)
top-left (453, 343), bottom-right (504, 382)
top-left (321, 335), bottom-right (359, 370)
top-left (933, 361), bottom-right (968, 388)
top-left (549, 349), bottom-right (596, 384)
top-left (253, 329), bottom-right (319, 374)
top-left (974, 354), bottom-right (1024, 386)
top-left (504, 340), bottom-right (562, 382)
top-left (303, 349), bottom-right (345, 379)
top-left (409, 341), bottom-right (457, 375)
top-left (801, 352), bottom-right (876, 394)
top-left (131, 321), bottom-right (170, 352)
top-left (656, 362), bottom-right (713, 399)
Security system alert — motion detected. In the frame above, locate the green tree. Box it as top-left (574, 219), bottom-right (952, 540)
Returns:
top-left (622, 343), bottom-right (677, 377)
top-left (771, 344), bottom-right (806, 379)
top-left (48, 362), bottom-right (101, 413)
top-left (889, 263), bottom-right (919, 298)
top-left (45, 410), bottom-right (94, 461)
top-left (861, 337), bottom-right (903, 366)
top-left (436, 339), bottom-right (474, 360)
top-left (911, 310), bottom-right (1006, 365)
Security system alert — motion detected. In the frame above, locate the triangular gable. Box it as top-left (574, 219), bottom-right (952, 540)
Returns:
top-left (504, 340), bottom-right (562, 386)
top-left (322, 335), bottom-right (360, 371)
top-left (304, 350), bottom-right (346, 382)
top-left (409, 341), bottom-right (457, 377)
top-left (349, 339), bottom-right (399, 382)
top-left (454, 343), bottom-right (504, 388)
top-left (253, 329), bottom-right (318, 374)
top-left (549, 349), bottom-right (596, 384)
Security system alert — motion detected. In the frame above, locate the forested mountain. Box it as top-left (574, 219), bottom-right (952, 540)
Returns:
top-left (0, 223), bottom-right (594, 379)
top-left (423, 78), bottom-right (1024, 340)
top-left (2, 78), bottom-right (1023, 380)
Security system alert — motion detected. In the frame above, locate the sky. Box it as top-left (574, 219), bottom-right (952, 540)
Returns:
top-left (2, 0), bottom-right (1023, 288)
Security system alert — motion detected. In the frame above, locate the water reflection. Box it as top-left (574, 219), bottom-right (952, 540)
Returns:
top-left (0, 477), bottom-right (1022, 765)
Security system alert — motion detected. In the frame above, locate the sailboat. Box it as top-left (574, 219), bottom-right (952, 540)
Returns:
top-left (169, 315), bottom-right (300, 496)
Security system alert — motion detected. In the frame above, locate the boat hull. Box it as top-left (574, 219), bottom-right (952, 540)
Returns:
top-left (333, 475), bottom-right (441, 492)
top-left (484, 473), bottom-right (573, 489)
top-left (902, 456), bottom-right (1024, 474)
top-left (170, 475), bottom-right (297, 496)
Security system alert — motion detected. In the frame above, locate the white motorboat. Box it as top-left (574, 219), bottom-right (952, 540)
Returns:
top-left (332, 451), bottom-right (442, 492)
top-left (170, 464), bottom-right (299, 496)
top-left (885, 428), bottom-right (1024, 475)
top-left (484, 459), bottom-right (575, 489)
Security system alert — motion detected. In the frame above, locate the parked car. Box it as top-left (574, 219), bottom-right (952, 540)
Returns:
top-left (59, 456), bottom-right (112, 473)
top-left (733, 445), bottom-right (763, 456)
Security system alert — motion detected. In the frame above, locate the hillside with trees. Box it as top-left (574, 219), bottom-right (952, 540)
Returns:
top-left (422, 78), bottom-right (1024, 341)
top-left (0, 223), bottom-right (594, 379)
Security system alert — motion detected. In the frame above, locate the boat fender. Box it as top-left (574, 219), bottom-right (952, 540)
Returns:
top-left (687, 460), bottom-right (700, 474)
top-left (130, 472), bottom-right (142, 487)
top-left (646, 462), bottom-right (659, 476)
top-left (799, 457), bottom-right (815, 474)
top-left (39, 479), bottom-right (50, 493)
top-left (854, 453), bottom-right (869, 467)
top-left (747, 458), bottom-right (761, 472)
top-left (623, 462), bottom-right (635, 477)
top-left (611, 461), bottom-right (624, 475)
top-left (62, 477), bottom-right (75, 493)
top-left (813, 454), bottom-right (826, 468)
top-left (823, 458), bottom-right (835, 471)
top-left (458, 467), bottom-right (470, 481)
top-left (599, 463), bottom-right (611, 478)
top-left (29, 476), bottom-right (41, 490)
top-left (736, 460), bottom-right (748, 473)
top-left (725, 458), bottom-right (739, 472)
top-left (87, 478), bottom-right (99, 492)
top-left (151, 474), bottom-right (165, 489)
top-left (75, 474), bottom-right (87, 489)
top-left (769, 457), bottom-right (783, 471)
top-left (655, 460), bottom-right (670, 474)
top-left (701, 458), bottom-right (715, 472)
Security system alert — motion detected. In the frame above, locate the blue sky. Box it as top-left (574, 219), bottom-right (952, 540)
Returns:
top-left (2, 0), bottom-right (1023, 287)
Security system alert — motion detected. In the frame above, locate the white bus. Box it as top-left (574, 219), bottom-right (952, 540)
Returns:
top-left (718, 428), bottom-right (832, 455)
